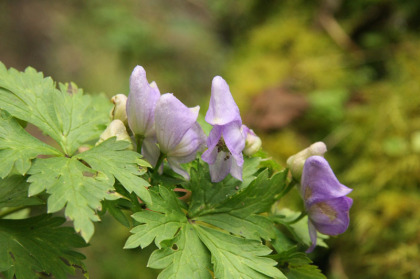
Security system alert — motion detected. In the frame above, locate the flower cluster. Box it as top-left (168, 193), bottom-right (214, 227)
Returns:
top-left (101, 66), bottom-right (262, 182)
top-left (288, 144), bottom-right (353, 252)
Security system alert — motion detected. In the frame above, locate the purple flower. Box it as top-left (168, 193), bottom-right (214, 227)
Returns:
top-left (154, 93), bottom-right (206, 180)
top-left (126, 66), bottom-right (161, 166)
top-left (301, 156), bottom-right (353, 252)
top-left (202, 76), bottom-right (245, 182)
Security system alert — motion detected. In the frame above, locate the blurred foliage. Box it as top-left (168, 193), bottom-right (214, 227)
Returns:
top-left (223, 1), bottom-right (420, 278)
top-left (2, 0), bottom-right (420, 278)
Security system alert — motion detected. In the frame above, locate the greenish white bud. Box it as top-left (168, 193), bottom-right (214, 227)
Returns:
top-left (243, 128), bottom-right (262, 156)
top-left (286, 141), bottom-right (327, 181)
top-left (110, 94), bottom-right (128, 125)
top-left (97, 119), bottom-right (133, 149)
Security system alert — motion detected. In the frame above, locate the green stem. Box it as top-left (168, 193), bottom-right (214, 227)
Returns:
top-left (135, 135), bottom-right (144, 154)
top-left (278, 180), bottom-right (297, 198)
top-left (0, 206), bottom-right (27, 219)
top-left (286, 212), bottom-right (307, 224)
top-left (154, 152), bottom-right (166, 170)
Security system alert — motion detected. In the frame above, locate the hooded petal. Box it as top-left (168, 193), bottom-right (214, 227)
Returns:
top-left (229, 156), bottom-right (243, 181)
top-left (208, 151), bottom-right (232, 182)
top-left (167, 122), bottom-right (206, 158)
top-left (205, 76), bottom-right (241, 126)
top-left (308, 196), bottom-right (353, 236)
top-left (155, 94), bottom-right (199, 153)
top-left (167, 157), bottom-right (190, 180)
top-left (202, 125), bottom-right (222, 164)
top-left (141, 137), bottom-right (160, 167)
top-left (222, 121), bottom-right (245, 166)
top-left (126, 66), bottom-right (160, 137)
top-left (301, 156), bottom-right (352, 206)
top-left (306, 220), bottom-right (318, 253)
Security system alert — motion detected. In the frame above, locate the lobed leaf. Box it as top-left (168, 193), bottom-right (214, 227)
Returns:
top-left (76, 138), bottom-right (152, 204)
top-left (0, 63), bottom-right (110, 156)
top-left (27, 156), bottom-right (115, 242)
top-left (195, 225), bottom-right (286, 279)
top-left (148, 223), bottom-right (212, 279)
top-left (124, 186), bottom-right (186, 249)
top-left (0, 111), bottom-right (61, 178)
top-left (0, 176), bottom-right (43, 208)
top-left (0, 215), bottom-right (87, 279)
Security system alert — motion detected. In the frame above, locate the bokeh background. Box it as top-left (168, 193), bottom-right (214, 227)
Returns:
top-left (1, 0), bottom-right (420, 278)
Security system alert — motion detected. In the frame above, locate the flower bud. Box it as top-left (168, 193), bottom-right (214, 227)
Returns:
top-left (97, 119), bottom-right (133, 149)
top-left (110, 94), bottom-right (128, 125)
top-left (242, 125), bottom-right (261, 156)
top-left (286, 142), bottom-right (327, 181)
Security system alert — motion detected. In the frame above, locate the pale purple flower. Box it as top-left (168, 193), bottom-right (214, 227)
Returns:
top-left (301, 156), bottom-right (353, 252)
top-left (154, 93), bottom-right (206, 180)
top-left (202, 76), bottom-right (245, 182)
top-left (126, 66), bottom-right (161, 166)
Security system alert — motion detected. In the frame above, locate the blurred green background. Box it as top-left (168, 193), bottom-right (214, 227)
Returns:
top-left (1, 0), bottom-right (420, 278)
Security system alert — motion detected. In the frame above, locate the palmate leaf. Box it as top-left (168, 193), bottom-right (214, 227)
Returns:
top-left (0, 215), bottom-right (87, 279)
top-left (188, 157), bottom-right (262, 217)
top-left (27, 156), bottom-right (116, 242)
top-left (195, 225), bottom-right (286, 279)
top-left (124, 186), bottom-right (186, 249)
top-left (192, 169), bottom-right (287, 241)
top-left (0, 111), bottom-right (61, 178)
top-left (148, 223), bottom-right (212, 279)
top-left (76, 138), bottom-right (152, 204)
top-left (196, 213), bottom-right (274, 240)
top-left (0, 175), bottom-right (42, 208)
top-left (0, 62), bottom-right (110, 156)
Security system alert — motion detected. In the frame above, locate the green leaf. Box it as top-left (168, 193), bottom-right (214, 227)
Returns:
top-left (283, 264), bottom-right (326, 279)
top-left (0, 63), bottom-right (110, 156)
top-left (191, 169), bottom-right (287, 218)
top-left (195, 225), bottom-right (286, 279)
top-left (196, 213), bottom-right (275, 240)
top-left (148, 223), bottom-right (212, 279)
top-left (101, 199), bottom-right (131, 228)
top-left (27, 156), bottom-right (115, 242)
top-left (124, 186), bottom-right (187, 249)
top-left (0, 215), bottom-right (87, 279)
top-left (273, 248), bottom-right (326, 279)
top-left (0, 176), bottom-right (43, 208)
top-left (0, 111), bottom-right (61, 178)
top-left (188, 157), bottom-right (262, 217)
top-left (272, 209), bottom-right (328, 249)
top-left (76, 138), bottom-right (152, 204)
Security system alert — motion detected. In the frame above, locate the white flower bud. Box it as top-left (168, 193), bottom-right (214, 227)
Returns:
top-left (286, 142), bottom-right (327, 181)
top-left (243, 129), bottom-right (262, 156)
top-left (97, 120), bottom-right (133, 149)
top-left (110, 94), bottom-right (128, 125)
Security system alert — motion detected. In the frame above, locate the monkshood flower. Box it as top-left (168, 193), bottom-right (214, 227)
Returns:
top-left (154, 93), bottom-right (206, 180)
top-left (126, 66), bottom-right (161, 166)
top-left (287, 141), bottom-right (327, 181)
top-left (301, 156), bottom-right (353, 253)
top-left (202, 76), bottom-right (245, 182)
top-left (242, 125), bottom-right (262, 156)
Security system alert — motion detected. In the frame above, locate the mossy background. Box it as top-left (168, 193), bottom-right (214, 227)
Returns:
top-left (1, 0), bottom-right (420, 278)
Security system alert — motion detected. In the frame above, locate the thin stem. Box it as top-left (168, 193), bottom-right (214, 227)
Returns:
top-left (286, 212), bottom-right (307, 225)
top-left (154, 152), bottom-right (166, 170)
top-left (135, 135), bottom-right (144, 154)
top-left (0, 206), bottom-right (27, 219)
top-left (278, 180), bottom-right (297, 198)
